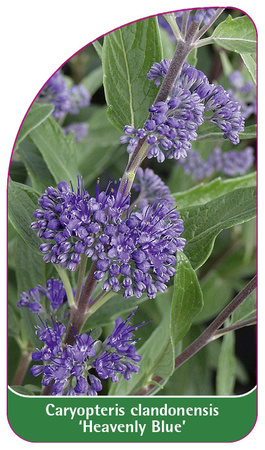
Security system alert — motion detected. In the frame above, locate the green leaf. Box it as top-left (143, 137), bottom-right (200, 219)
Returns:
top-left (15, 102), bottom-right (54, 147)
top-left (180, 186), bottom-right (256, 270)
top-left (241, 53), bottom-right (257, 85)
top-left (102, 17), bottom-right (162, 131)
top-left (173, 172), bottom-right (256, 208)
top-left (29, 116), bottom-right (78, 189)
top-left (10, 386), bottom-right (37, 396)
top-left (92, 40), bottom-right (103, 60)
top-left (216, 322), bottom-right (236, 395)
top-left (195, 248), bottom-right (256, 324)
top-left (170, 252), bottom-right (203, 347)
top-left (76, 106), bottom-right (123, 187)
top-left (17, 138), bottom-right (56, 193)
top-left (8, 179), bottom-right (41, 254)
top-left (161, 326), bottom-right (217, 395)
top-left (8, 304), bottom-right (21, 338)
top-left (231, 289), bottom-right (256, 326)
top-left (81, 65), bottom-right (103, 96)
top-left (212, 15), bottom-right (256, 54)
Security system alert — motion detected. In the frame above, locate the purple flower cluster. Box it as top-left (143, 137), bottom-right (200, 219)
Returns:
top-left (178, 146), bottom-right (255, 180)
top-left (68, 84), bottom-right (91, 115)
top-left (31, 176), bottom-right (185, 299)
top-left (132, 167), bottom-right (175, 210)
top-left (121, 62), bottom-right (245, 162)
top-left (227, 71), bottom-right (256, 120)
top-left (30, 309), bottom-right (144, 395)
top-left (37, 70), bottom-right (90, 142)
top-left (39, 71), bottom-right (90, 119)
top-left (211, 146), bottom-right (255, 177)
top-left (38, 72), bottom-right (71, 120)
top-left (17, 278), bottom-right (67, 313)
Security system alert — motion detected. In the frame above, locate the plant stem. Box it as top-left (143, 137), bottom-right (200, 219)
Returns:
top-left (12, 349), bottom-right (32, 386)
top-left (134, 275), bottom-right (256, 396)
top-left (120, 22), bottom-right (200, 195)
top-left (212, 317), bottom-right (256, 339)
top-left (63, 260), bottom-right (98, 346)
top-left (194, 8), bottom-right (226, 41)
top-left (42, 261), bottom-right (99, 396)
top-left (87, 288), bottom-right (116, 317)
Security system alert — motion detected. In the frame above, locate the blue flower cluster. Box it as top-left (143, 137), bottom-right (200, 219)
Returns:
top-left (17, 278), bottom-right (67, 313)
top-left (177, 146), bottom-right (255, 180)
top-left (30, 309), bottom-right (144, 395)
top-left (121, 62), bottom-right (245, 162)
top-left (132, 167), bottom-right (175, 210)
top-left (31, 176), bottom-right (185, 299)
top-left (227, 71), bottom-right (256, 120)
top-left (37, 70), bottom-right (90, 142)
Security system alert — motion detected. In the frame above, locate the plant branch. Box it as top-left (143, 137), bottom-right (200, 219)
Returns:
top-left (63, 260), bottom-right (98, 346)
top-left (120, 22), bottom-right (200, 195)
top-left (194, 8), bottom-right (226, 41)
top-left (134, 275), bottom-right (257, 396)
top-left (42, 261), bottom-right (99, 396)
top-left (212, 317), bottom-right (256, 339)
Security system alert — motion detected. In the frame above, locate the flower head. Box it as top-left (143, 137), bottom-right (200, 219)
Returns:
top-left (17, 278), bottom-right (66, 313)
top-left (32, 176), bottom-right (185, 299)
top-left (121, 62), bottom-right (245, 162)
top-left (31, 176), bottom-right (130, 271)
top-left (30, 309), bottom-right (146, 395)
top-left (94, 200), bottom-right (185, 299)
top-left (68, 85), bottom-right (91, 115)
top-left (38, 71), bottom-right (70, 119)
top-left (177, 146), bottom-right (255, 180)
top-left (227, 70), bottom-right (256, 120)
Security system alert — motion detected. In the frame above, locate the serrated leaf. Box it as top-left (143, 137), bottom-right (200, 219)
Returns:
top-left (212, 15), bottom-right (256, 54)
top-left (15, 102), bottom-right (54, 147)
top-left (8, 179), bottom-right (41, 254)
top-left (102, 17), bottom-right (162, 131)
top-left (173, 172), bottom-right (256, 208)
top-left (29, 116), bottom-right (78, 189)
top-left (180, 186), bottom-right (256, 270)
top-left (170, 252), bottom-right (203, 347)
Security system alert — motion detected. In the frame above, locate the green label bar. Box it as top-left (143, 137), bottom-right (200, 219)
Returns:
top-left (8, 387), bottom-right (257, 443)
